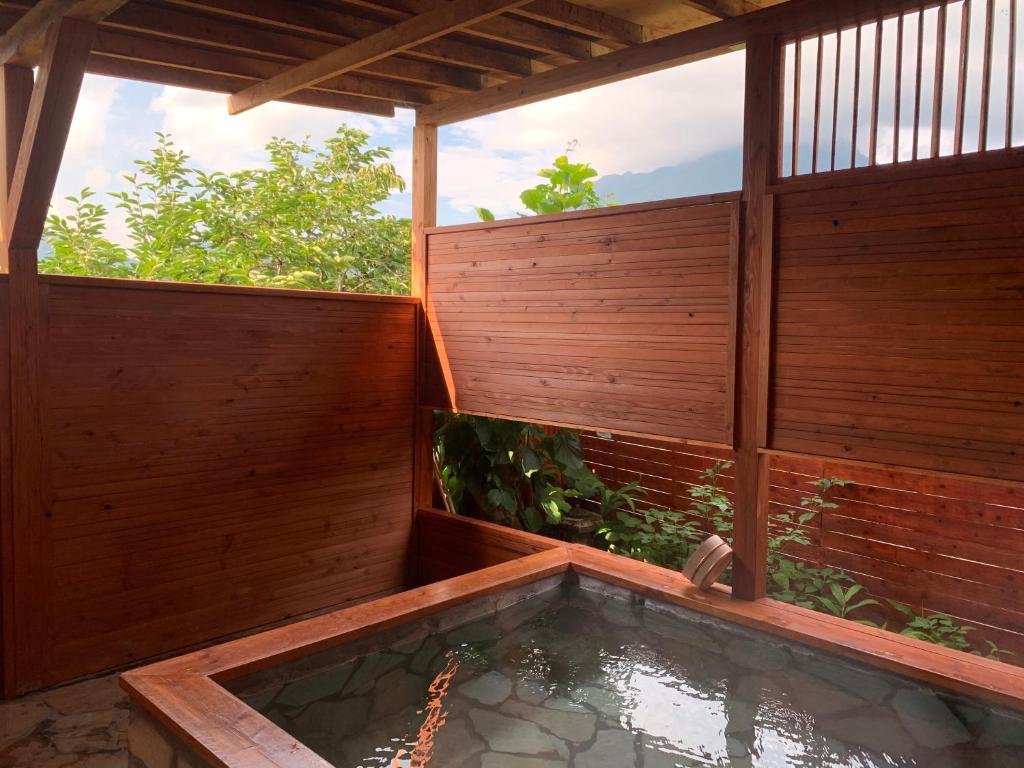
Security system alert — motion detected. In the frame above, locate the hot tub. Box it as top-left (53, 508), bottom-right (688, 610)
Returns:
top-left (122, 544), bottom-right (1024, 768)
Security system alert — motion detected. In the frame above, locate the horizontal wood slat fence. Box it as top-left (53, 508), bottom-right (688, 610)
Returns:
top-left (772, 163), bottom-right (1024, 482)
top-left (424, 195), bottom-right (740, 445)
top-left (581, 432), bottom-right (1024, 662)
top-left (2, 276), bottom-right (417, 694)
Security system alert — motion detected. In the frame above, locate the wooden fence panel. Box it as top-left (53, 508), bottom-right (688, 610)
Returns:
top-left (426, 195), bottom-right (740, 445)
top-left (583, 432), bottom-right (1024, 662)
top-left (11, 276), bottom-right (417, 691)
top-left (772, 165), bottom-right (1024, 482)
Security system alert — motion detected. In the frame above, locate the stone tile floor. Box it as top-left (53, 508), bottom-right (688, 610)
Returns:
top-left (0, 673), bottom-right (128, 767)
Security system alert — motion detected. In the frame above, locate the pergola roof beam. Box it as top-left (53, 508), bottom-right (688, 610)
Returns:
top-left (681, 0), bottom-right (759, 19)
top-left (89, 27), bottom-right (427, 107)
top-left (342, 0), bottom-right (604, 61)
top-left (0, 0), bottom-right (125, 65)
top-left (164, 0), bottom-right (539, 79)
top-left (228, 0), bottom-right (532, 114)
top-left (417, 0), bottom-right (931, 126)
top-left (511, 1), bottom-right (649, 47)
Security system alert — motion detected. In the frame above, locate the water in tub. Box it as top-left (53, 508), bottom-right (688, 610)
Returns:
top-left (239, 580), bottom-right (1024, 767)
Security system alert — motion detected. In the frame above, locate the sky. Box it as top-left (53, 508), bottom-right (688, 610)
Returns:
top-left (52, 0), bottom-right (1019, 245)
top-left (52, 50), bottom-right (747, 243)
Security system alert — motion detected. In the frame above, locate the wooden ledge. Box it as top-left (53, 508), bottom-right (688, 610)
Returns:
top-left (38, 273), bottom-right (421, 305)
top-left (423, 190), bottom-right (740, 236)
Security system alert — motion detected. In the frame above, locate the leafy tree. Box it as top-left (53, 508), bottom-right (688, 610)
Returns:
top-left (43, 129), bottom-right (411, 294)
top-left (475, 144), bottom-right (613, 221)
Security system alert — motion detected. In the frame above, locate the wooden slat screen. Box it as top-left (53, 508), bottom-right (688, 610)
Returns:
top-left (771, 165), bottom-right (1024, 482)
top-left (425, 196), bottom-right (740, 445)
top-left (17, 277), bottom-right (416, 690)
top-left (582, 433), bottom-right (1024, 661)
top-left (781, 0), bottom-right (1023, 176)
top-left (770, 452), bottom-right (1024, 662)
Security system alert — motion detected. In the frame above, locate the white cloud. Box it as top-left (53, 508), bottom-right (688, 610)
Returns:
top-left (439, 50), bottom-right (746, 217)
top-left (84, 165), bottom-right (112, 189)
top-left (64, 76), bottom-right (121, 165)
top-left (150, 87), bottom-right (414, 172)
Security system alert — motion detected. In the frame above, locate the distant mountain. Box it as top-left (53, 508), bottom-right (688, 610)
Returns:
top-left (595, 147), bottom-right (742, 205)
top-left (595, 140), bottom-right (868, 205)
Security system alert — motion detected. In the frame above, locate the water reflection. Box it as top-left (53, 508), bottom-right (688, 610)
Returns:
top-left (248, 585), bottom-right (1024, 767)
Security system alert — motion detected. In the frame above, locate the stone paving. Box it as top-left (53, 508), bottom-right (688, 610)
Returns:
top-left (0, 673), bottom-right (128, 767)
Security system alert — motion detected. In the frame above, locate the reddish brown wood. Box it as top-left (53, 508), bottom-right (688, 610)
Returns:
top-left (931, 2), bottom-right (947, 158)
top-left (980, 0), bottom-right (995, 150)
top-left (5, 279), bottom-right (416, 693)
top-left (868, 20), bottom-right (882, 165)
top-left (771, 164), bottom-right (1024, 483)
top-left (1009, 0), bottom-right (1017, 148)
top-left (426, 194), bottom-right (739, 445)
top-left (912, 6), bottom-right (923, 161)
top-left (791, 37), bottom-right (801, 177)
top-left (811, 34), bottom-right (823, 173)
top-left (6, 17), bottom-right (95, 250)
top-left (954, 0), bottom-right (971, 154)
top-left (732, 33), bottom-right (778, 601)
top-left (412, 120), bottom-right (438, 528)
top-left (416, 507), bottom-right (560, 583)
top-left (852, 23), bottom-right (863, 168)
top-left (831, 28), bottom-right (842, 171)
top-left (894, 12), bottom-right (905, 162)
top-left (0, 64), bottom-right (28, 699)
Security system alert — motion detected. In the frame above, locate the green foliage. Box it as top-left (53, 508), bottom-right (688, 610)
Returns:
top-left (598, 507), bottom-right (703, 571)
top-left (43, 129), bottom-right (411, 295)
top-left (434, 414), bottom-right (604, 532)
top-left (476, 145), bottom-right (614, 221)
top-left (687, 461), bottom-right (734, 540)
top-left (597, 461), bottom-right (731, 572)
top-left (889, 602), bottom-right (1011, 660)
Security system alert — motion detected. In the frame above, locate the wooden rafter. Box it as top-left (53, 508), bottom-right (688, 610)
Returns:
top-left (416, 0), bottom-right (934, 126)
top-left (682, 0), bottom-right (758, 18)
top-left (512, 1), bottom-right (648, 46)
top-left (86, 26), bottom-right (429, 107)
top-left (6, 16), bottom-right (95, 249)
top-left (0, 0), bottom-right (124, 65)
top-left (163, 0), bottom-right (539, 79)
top-left (352, 0), bottom-right (603, 61)
top-left (227, 0), bottom-right (532, 114)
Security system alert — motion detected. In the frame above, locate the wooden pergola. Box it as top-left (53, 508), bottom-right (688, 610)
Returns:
top-left (1, 0), bottom-right (1022, 709)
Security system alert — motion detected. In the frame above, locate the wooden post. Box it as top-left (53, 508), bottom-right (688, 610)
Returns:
top-left (732, 33), bottom-right (779, 601)
top-left (410, 118), bottom-right (438, 583)
top-left (0, 17), bottom-right (94, 694)
top-left (0, 62), bottom-right (31, 699)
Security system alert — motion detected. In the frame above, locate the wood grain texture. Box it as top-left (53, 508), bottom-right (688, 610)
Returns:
top-left (119, 517), bottom-right (1024, 768)
top-left (583, 428), bottom-right (1024, 662)
top-left (415, 507), bottom-right (559, 584)
top-left (771, 165), bottom-right (1024, 482)
top-left (768, 450), bottom-right (1024, 661)
top-left (426, 196), bottom-right (740, 444)
top-left (11, 277), bottom-right (416, 692)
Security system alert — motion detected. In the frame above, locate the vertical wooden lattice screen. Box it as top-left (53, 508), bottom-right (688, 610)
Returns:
top-left (781, 0), bottom-right (1022, 176)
